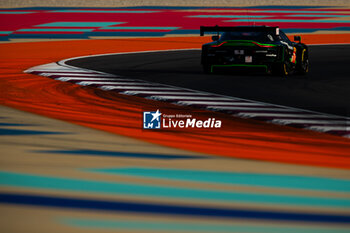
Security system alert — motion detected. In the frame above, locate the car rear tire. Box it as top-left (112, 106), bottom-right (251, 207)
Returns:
top-left (296, 49), bottom-right (309, 75)
top-left (282, 62), bottom-right (290, 76)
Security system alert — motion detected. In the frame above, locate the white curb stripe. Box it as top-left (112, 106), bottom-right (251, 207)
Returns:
top-left (122, 91), bottom-right (209, 95)
top-left (76, 81), bottom-right (154, 86)
top-left (56, 77), bottom-right (128, 81)
top-left (33, 70), bottom-right (94, 73)
top-left (149, 96), bottom-right (232, 101)
top-left (100, 86), bottom-right (177, 91)
top-left (308, 126), bottom-right (350, 132)
top-left (40, 72), bottom-right (116, 77)
top-left (23, 49), bottom-right (350, 138)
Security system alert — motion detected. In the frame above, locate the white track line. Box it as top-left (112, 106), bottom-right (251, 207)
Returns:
top-left (56, 77), bottom-right (130, 81)
top-left (308, 126), bottom-right (350, 132)
top-left (76, 81), bottom-right (154, 86)
top-left (33, 70), bottom-right (94, 73)
top-left (58, 49), bottom-right (201, 68)
top-left (84, 82), bottom-right (148, 85)
top-left (122, 91), bottom-right (210, 95)
top-left (149, 96), bottom-right (232, 101)
top-left (40, 73), bottom-right (115, 77)
top-left (25, 63), bottom-right (89, 73)
top-left (100, 86), bottom-right (177, 91)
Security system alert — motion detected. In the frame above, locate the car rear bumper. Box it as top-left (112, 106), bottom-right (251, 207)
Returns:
top-left (210, 64), bottom-right (269, 73)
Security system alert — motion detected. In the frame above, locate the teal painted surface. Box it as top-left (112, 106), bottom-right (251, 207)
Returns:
top-left (289, 14), bottom-right (350, 17)
top-left (189, 15), bottom-right (269, 18)
top-left (0, 171), bottom-right (349, 208)
top-left (18, 29), bottom-right (94, 32)
top-left (61, 218), bottom-right (350, 233)
top-left (102, 26), bottom-right (179, 30)
top-left (51, 10), bottom-right (159, 13)
top-left (36, 22), bottom-right (125, 27)
top-left (87, 167), bottom-right (350, 193)
top-left (0, 31), bottom-right (13, 34)
top-left (253, 10), bottom-right (350, 14)
top-left (0, 6), bottom-right (349, 41)
top-left (0, 11), bottom-right (34, 14)
top-left (314, 20), bottom-right (350, 23)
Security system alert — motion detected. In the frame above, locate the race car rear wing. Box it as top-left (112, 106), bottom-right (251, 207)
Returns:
top-left (200, 26), bottom-right (280, 36)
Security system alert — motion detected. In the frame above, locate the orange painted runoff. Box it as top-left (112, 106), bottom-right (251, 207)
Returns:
top-left (1, 35), bottom-right (350, 169)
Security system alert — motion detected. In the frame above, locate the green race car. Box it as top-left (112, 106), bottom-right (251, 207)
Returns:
top-left (200, 25), bottom-right (309, 76)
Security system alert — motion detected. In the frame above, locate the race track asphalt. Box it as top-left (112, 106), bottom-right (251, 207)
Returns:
top-left (67, 45), bottom-right (350, 117)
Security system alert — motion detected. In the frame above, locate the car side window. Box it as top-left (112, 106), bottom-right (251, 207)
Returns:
top-left (280, 31), bottom-right (291, 43)
top-left (267, 34), bottom-right (274, 41)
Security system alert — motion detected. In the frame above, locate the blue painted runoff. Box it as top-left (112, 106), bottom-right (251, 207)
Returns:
top-left (34, 149), bottom-right (203, 159)
top-left (0, 123), bottom-right (31, 126)
top-left (0, 128), bottom-right (63, 135)
top-left (1, 193), bottom-right (350, 223)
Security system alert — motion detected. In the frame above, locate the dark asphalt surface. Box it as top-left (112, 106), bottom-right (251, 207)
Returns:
top-left (67, 45), bottom-right (350, 117)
